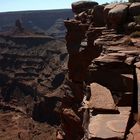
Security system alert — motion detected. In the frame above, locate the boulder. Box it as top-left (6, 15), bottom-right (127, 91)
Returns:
top-left (129, 2), bottom-right (140, 16)
top-left (75, 11), bottom-right (88, 23)
top-left (89, 83), bottom-right (118, 112)
top-left (108, 4), bottom-right (128, 29)
top-left (71, 1), bottom-right (98, 14)
top-left (91, 5), bottom-right (105, 26)
top-left (124, 22), bottom-right (137, 33)
top-left (61, 108), bottom-right (84, 139)
top-left (104, 3), bottom-right (117, 26)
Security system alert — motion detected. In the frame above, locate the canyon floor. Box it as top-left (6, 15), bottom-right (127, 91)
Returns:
top-left (0, 34), bottom-right (68, 140)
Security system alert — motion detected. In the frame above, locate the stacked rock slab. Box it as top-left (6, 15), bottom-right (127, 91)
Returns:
top-left (89, 107), bottom-right (131, 139)
top-left (60, 1), bottom-right (104, 139)
top-left (71, 1), bottom-right (98, 14)
top-left (108, 4), bottom-right (128, 29)
top-left (72, 2), bottom-right (140, 34)
top-left (61, 19), bottom-right (103, 139)
top-left (104, 2), bottom-right (140, 32)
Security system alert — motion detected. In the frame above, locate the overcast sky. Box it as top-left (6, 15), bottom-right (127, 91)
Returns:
top-left (0, 0), bottom-right (123, 12)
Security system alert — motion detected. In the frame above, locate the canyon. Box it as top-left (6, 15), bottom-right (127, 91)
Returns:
top-left (0, 1), bottom-right (140, 140)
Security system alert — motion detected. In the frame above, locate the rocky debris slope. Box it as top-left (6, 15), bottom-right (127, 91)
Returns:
top-left (0, 111), bottom-right (57, 140)
top-left (59, 1), bottom-right (140, 140)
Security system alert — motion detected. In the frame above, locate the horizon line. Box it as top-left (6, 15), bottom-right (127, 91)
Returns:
top-left (0, 8), bottom-right (72, 14)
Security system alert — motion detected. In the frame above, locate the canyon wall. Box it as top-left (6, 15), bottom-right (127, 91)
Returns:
top-left (58, 1), bottom-right (140, 140)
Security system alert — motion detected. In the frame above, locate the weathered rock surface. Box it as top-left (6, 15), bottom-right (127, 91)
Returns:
top-left (89, 83), bottom-right (117, 112)
top-left (129, 2), bottom-right (140, 16)
top-left (127, 123), bottom-right (140, 140)
top-left (72, 1), bottom-right (98, 14)
top-left (91, 5), bottom-right (105, 26)
top-left (88, 107), bottom-right (131, 139)
top-left (1, 1), bottom-right (140, 140)
top-left (108, 4), bottom-right (128, 29)
top-left (62, 1), bottom-right (140, 139)
top-left (95, 53), bottom-right (126, 66)
top-left (104, 3), bottom-right (117, 24)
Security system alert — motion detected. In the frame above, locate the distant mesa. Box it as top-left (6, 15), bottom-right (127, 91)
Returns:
top-left (0, 9), bottom-right (73, 38)
top-left (13, 19), bottom-right (35, 36)
top-left (0, 19), bottom-right (35, 37)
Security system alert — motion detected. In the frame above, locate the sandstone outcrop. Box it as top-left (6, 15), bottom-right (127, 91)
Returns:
top-left (72, 1), bottom-right (140, 33)
top-left (61, 7), bottom-right (104, 139)
top-left (103, 2), bottom-right (140, 32)
top-left (1, 0), bottom-right (140, 140)
top-left (61, 1), bottom-right (140, 140)
top-left (129, 2), bottom-right (140, 16)
top-left (104, 3), bottom-right (117, 24)
top-left (91, 5), bottom-right (105, 26)
top-left (72, 1), bottom-right (98, 14)
top-left (108, 4), bottom-right (128, 29)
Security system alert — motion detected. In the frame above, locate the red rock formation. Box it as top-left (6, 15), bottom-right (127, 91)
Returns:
top-left (1, 1), bottom-right (140, 139)
top-left (61, 2), bottom-right (104, 138)
top-left (61, 1), bottom-right (140, 140)
top-left (72, 1), bottom-right (98, 14)
top-left (129, 2), bottom-right (140, 16)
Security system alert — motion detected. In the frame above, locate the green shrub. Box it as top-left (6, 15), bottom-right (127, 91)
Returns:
top-left (130, 31), bottom-right (140, 38)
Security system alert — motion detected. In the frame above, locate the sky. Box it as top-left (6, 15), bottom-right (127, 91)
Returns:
top-left (0, 0), bottom-right (117, 12)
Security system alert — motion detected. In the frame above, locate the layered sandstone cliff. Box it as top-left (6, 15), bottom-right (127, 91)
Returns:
top-left (59, 1), bottom-right (140, 140)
